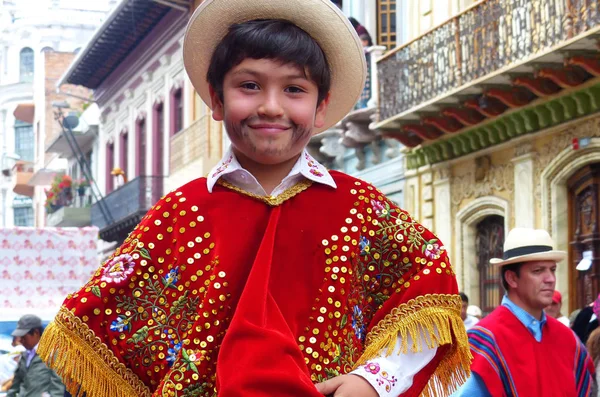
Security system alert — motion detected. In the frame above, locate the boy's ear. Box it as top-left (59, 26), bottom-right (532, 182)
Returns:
top-left (209, 85), bottom-right (224, 121)
top-left (314, 93), bottom-right (330, 129)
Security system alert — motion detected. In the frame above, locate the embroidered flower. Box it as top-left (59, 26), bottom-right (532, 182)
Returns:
top-left (359, 236), bottom-right (370, 255)
top-left (310, 168), bottom-right (324, 177)
top-left (305, 152), bottom-right (325, 178)
top-left (364, 362), bottom-right (380, 375)
top-left (352, 306), bottom-right (366, 341)
top-left (424, 241), bottom-right (444, 260)
top-left (109, 315), bottom-right (129, 333)
top-left (371, 200), bottom-right (387, 217)
top-left (212, 154), bottom-right (233, 178)
top-left (101, 254), bottom-right (135, 283)
top-left (167, 341), bottom-right (182, 365)
top-left (162, 267), bottom-right (179, 288)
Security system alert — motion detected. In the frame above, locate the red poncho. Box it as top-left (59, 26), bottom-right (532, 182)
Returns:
top-left (39, 172), bottom-right (470, 397)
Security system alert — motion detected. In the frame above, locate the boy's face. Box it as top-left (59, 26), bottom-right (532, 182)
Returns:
top-left (210, 58), bottom-right (329, 166)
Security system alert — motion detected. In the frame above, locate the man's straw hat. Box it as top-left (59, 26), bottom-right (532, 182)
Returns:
top-left (490, 228), bottom-right (567, 267)
top-left (183, 0), bottom-right (367, 134)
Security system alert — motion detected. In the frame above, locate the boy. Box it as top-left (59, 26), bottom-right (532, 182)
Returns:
top-left (38, 1), bottom-right (470, 396)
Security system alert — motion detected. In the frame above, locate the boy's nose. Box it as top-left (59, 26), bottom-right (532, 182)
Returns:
top-left (258, 92), bottom-right (284, 118)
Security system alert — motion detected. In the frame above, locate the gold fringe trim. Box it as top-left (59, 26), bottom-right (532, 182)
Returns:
top-left (38, 307), bottom-right (151, 397)
top-left (217, 179), bottom-right (313, 206)
top-left (355, 294), bottom-right (472, 397)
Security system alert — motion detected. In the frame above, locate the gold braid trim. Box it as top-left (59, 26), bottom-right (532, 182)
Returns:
top-left (38, 306), bottom-right (151, 397)
top-left (355, 294), bottom-right (472, 397)
top-left (217, 179), bottom-right (313, 206)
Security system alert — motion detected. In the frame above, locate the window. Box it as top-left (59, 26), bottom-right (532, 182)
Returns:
top-left (19, 47), bottom-right (34, 83)
top-left (153, 104), bottom-right (164, 176)
top-left (171, 88), bottom-right (183, 135)
top-left (136, 118), bottom-right (146, 176)
top-left (120, 130), bottom-right (128, 177)
top-left (14, 120), bottom-right (34, 161)
top-left (13, 195), bottom-right (33, 226)
top-left (106, 142), bottom-right (114, 193)
top-left (377, 0), bottom-right (397, 50)
top-left (476, 215), bottom-right (505, 316)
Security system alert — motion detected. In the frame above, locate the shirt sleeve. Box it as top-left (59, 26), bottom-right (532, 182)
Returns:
top-left (450, 373), bottom-right (491, 397)
top-left (350, 331), bottom-right (437, 396)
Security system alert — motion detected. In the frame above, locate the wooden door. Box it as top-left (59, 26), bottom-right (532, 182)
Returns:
top-left (568, 163), bottom-right (600, 312)
top-left (477, 215), bottom-right (505, 315)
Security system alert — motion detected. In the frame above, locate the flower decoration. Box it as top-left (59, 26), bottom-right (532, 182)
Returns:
top-left (101, 254), bottom-right (135, 283)
top-left (364, 362), bottom-right (381, 375)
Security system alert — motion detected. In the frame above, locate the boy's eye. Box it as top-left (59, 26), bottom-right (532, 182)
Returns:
top-left (241, 82), bottom-right (259, 90)
top-left (285, 86), bottom-right (305, 94)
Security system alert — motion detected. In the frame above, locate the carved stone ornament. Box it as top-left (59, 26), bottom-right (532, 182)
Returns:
top-left (451, 161), bottom-right (514, 213)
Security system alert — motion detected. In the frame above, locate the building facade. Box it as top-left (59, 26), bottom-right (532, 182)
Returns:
top-left (376, 0), bottom-right (600, 314)
top-left (0, 0), bottom-right (114, 227)
top-left (56, 0), bottom-right (223, 246)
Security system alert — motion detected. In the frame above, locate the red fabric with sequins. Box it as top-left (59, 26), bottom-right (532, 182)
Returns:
top-left (55, 171), bottom-right (460, 397)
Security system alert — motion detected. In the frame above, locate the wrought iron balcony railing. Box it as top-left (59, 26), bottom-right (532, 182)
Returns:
top-left (378, 0), bottom-right (600, 123)
top-left (91, 176), bottom-right (164, 242)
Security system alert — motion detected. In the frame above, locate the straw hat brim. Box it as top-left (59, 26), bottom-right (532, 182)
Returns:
top-left (183, 0), bottom-right (367, 134)
top-left (490, 250), bottom-right (567, 267)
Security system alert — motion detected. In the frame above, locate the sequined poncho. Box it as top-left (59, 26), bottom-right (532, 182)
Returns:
top-left (38, 171), bottom-right (470, 397)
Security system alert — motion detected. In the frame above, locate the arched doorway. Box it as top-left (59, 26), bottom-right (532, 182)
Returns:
top-left (476, 215), bottom-right (505, 315)
top-left (568, 163), bottom-right (600, 310)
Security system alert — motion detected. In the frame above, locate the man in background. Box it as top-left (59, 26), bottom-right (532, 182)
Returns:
top-left (460, 292), bottom-right (479, 330)
top-left (546, 290), bottom-right (570, 326)
top-left (6, 314), bottom-right (64, 397)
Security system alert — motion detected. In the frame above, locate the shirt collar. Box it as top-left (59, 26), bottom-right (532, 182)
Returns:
top-left (206, 148), bottom-right (336, 193)
top-left (502, 295), bottom-right (547, 330)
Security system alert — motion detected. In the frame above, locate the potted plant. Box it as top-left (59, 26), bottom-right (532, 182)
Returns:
top-left (77, 178), bottom-right (90, 196)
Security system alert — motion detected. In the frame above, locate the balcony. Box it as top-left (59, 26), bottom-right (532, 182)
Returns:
top-left (376, 0), bottom-right (600, 168)
top-left (46, 189), bottom-right (92, 227)
top-left (91, 176), bottom-right (164, 243)
top-left (308, 45), bottom-right (402, 171)
top-left (12, 161), bottom-right (34, 197)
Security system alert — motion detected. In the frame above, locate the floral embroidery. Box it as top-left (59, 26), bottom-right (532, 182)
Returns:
top-left (424, 242), bottom-right (445, 260)
top-left (359, 236), bottom-right (370, 255)
top-left (364, 362), bottom-right (380, 374)
top-left (310, 168), bottom-right (324, 177)
top-left (361, 362), bottom-right (398, 392)
top-left (162, 267), bottom-right (179, 288)
top-left (110, 315), bottom-right (130, 332)
top-left (212, 154), bottom-right (233, 178)
top-left (101, 254), bottom-right (135, 283)
top-left (305, 152), bottom-right (324, 178)
top-left (107, 246), bottom-right (200, 368)
top-left (166, 339), bottom-right (182, 365)
top-left (352, 305), bottom-right (366, 342)
top-left (371, 200), bottom-right (388, 217)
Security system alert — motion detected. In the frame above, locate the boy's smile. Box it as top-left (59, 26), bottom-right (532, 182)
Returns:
top-left (210, 58), bottom-right (329, 167)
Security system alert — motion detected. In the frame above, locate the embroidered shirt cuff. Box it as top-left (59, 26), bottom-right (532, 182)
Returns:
top-left (350, 332), bottom-right (437, 396)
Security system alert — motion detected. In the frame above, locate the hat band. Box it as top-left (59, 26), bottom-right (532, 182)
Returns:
top-left (503, 245), bottom-right (553, 260)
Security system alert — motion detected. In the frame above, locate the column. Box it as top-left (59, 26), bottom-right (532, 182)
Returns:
top-left (512, 143), bottom-right (535, 229)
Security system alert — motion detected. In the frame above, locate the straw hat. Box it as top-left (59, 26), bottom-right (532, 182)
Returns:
top-left (182, 0), bottom-right (367, 134)
top-left (490, 228), bottom-right (567, 267)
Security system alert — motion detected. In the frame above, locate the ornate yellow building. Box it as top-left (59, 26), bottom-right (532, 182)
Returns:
top-left (376, 0), bottom-right (600, 314)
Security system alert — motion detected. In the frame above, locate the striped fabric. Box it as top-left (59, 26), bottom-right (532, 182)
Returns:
top-left (468, 327), bottom-right (518, 397)
top-left (574, 336), bottom-right (593, 397)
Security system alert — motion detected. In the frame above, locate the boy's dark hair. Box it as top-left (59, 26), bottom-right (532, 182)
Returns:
top-left (207, 19), bottom-right (331, 106)
top-left (459, 292), bottom-right (468, 303)
top-left (501, 262), bottom-right (524, 291)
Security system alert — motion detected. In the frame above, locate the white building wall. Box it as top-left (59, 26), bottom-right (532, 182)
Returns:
top-left (96, 23), bottom-right (188, 197)
top-left (0, 0), bottom-right (114, 227)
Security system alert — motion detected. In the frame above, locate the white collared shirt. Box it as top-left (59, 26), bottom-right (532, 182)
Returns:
top-left (207, 148), bottom-right (336, 197)
top-left (207, 148), bottom-right (436, 396)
